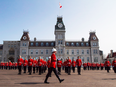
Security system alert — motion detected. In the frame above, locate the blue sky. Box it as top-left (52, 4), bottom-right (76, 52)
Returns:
top-left (0, 0), bottom-right (116, 56)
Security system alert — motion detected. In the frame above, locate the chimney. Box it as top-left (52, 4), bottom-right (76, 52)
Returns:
top-left (34, 38), bottom-right (36, 42)
top-left (110, 50), bottom-right (113, 57)
top-left (82, 38), bottom-right (84, 42)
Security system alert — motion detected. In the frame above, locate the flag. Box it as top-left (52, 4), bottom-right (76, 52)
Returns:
top-left (59, 2), bottom-right (62, 8)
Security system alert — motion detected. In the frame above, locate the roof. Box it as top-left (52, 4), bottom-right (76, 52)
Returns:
top-left (106, 52), bottom-right (116, 58)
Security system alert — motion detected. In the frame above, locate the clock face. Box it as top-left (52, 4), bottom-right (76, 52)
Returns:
top-left (58, 23), bottom-right (63, 28)
top-left (93, 36), bottom-right (96, 40)
top-left (23, 36), bottom-right (27, 40)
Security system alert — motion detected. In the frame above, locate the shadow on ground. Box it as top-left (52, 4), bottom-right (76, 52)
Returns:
top-left (102, 78), bottom-right (116, 80)
top-left (16, 82), bottom-right (44, 84)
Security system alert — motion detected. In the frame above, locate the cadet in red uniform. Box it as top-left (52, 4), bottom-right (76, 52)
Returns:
top-left (36, 59), bottom-right (38, 73)
top-left (12, 62), bottom-right (15, 69)
top-left (15, 62), bottom-right (17, 69)
top-left (38, 56), bottom-right (43, 75)
top-left (87, 62), bottom-right (90, 70)
top-left (76, 56), bottom-right (82, 75)
top-left (96, 63), bottom-right (100, 70)
top-left (112, 57), bottom-right (116, 73)
top-left (6, 62), bottom-right (8, 70)
top-left (33, 58), bottom-right (37, 73)
top-left (17, 55), bottom-right (24, 74)
top-left (1, 62), bottom-right (4, 69)
top-left (23, 58), bottom-right (28, 73)
top-left (83, 63), bottom-right (87, 70)
top-left (104, 58), bottom-right (111, 73)
top-left (100, 63), bottom-right (104, 70)
top-left (57, 58), bottom-right (62, 75)
top-left (44, 48), bottom-right (64, 84)
top-left (8, 61), bottom-right (12, 70)
top-left (47, 57), bottom-right (51, 77)
top-left (67, 57), bottom-right (71, 75)
top-left (28, 56), bottom-right (33, 75)
top-left (72, 59), bottom-right (76, 73)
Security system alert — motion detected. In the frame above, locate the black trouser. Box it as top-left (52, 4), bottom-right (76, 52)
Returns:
top-left (88, 66), bottom-right (90, 70)
top-left (68, 66), bottom-right (71, 75)
top-left (48, 68), bottom-right (51, 77)
top-left (77, 66), bottom-right (81, 74)
top-left (18, 66), bottom-right (22, 74)
top-left (28, 66), bottom-right (32, 74)
top-left (1, 66), bottom-right (3, 69)
top-left (15, 66), bottom-right (17, 69)
top-left (113, 67), bottom-right (116, 73)
top-left (105, 67), bottom-right (107, 70)
top-left (101, 67), bottom-right (103, 70)
top-left (106, 66), bottom-right (110, 73)
top-left (66, 67), bottom-right (68, 73)
top-left (97, 67), bottom-right (99, 70)
top-left (33, 67), bottom-right (35, 73)
top-left (65, 67), bottom-right (66, 73)
top-left (24, 66), bottom-right (26, 73)
top-left (83, 67), bottom-right (86, 70)
top-left (6, 66), bottom-right (8, 70)
top-left (58, 67), bottom-right (61, 73)
top-left (9, 66), bottom-right (11, 70)
top-left (44, 67), bottom-right (61, 82)
top-left (39, 66), bottom-right (41, 75)
top-left (36, 66), bottom-right (38, 73)
top-left (62, 66), bottom-right (64, 70)
top-left (72, 67), bottom-right (75, 72)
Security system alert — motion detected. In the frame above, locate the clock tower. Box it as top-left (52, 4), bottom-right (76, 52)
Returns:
top-left (55, 16), bottom-right (66, 60)
top-left (20, 31), bottom-right (30, 59)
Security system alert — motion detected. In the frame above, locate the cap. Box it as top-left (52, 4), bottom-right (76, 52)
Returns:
top-left (52, 48), bottom-right (57, 52)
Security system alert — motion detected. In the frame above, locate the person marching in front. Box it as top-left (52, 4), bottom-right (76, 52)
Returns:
top-left (44, 48), bottom-right (64, 84)
top-left (28, 56), bottom-right (33, 75)
top-left (23, 58), bottom-right (28, 73)
top-left (71, 59), bottom-right (76, 73)
top-left (76, 56), bottom-right (82, 75)
top-left (17, 55), bottom-right (24, 75)
top-left (104, 58), bottom-right (111, 73)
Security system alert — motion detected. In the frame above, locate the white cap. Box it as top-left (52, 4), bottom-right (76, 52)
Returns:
top-left (52, 48), bottom-right (57, 52)
top-left (49, 56), bottom-right (51, 59)
top-left (58, 58), bottom-right (61, 60)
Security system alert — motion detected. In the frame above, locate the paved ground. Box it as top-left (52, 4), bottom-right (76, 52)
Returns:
top-left (0, 68), bottom-right (116, 87)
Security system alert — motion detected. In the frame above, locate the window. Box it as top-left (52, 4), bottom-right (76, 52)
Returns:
top-left (81, 43), bottom-right (84, 46)
top-left (31, 43), bottom-right (33, 46)
top-left (41, 43), bottom-right (44, 46)
top-left (82, 57), bottom-right (84, 63)
top-left (86, 43), bottom-right (89, 46)
top-left (82, 50), bottom-right (84, 54)
top-left (25, 43), bottom-right (26, 46)
top-left (61, 40), bottom-right (63, 44)
top-left (61, 49), bottom-right (63, 54)
top-left (87, 50), bottom-right (89, 54)
top-left (76, 43), bottom-right (79, 46)
top-left (36, 57), bottom-right (38, 60)
top-left (72, 50), bottom-right (74, 54)
top-left (14, 44), bottom-right (16, 47)
top-left (77, 50), bottom-right (79, 54)
top-left (93, 42), bottom-right (97, 46)
top-left (58, 49), bottom-right (60, 54)
top-left (8, 45), bottom-right (10, 48)
top-left (94, 57), bottom-right (98, 62)
top-left (36, 50), bottom-right (38, 54)
top-left (11, 45), bottom-right (13, 47)
top-left (93, 49), bottom-right (98, 54)
top-left (41, 50), bottom-right (43, 54)
top-left (71, 43), bottom-right (74, 46)
top-left (87, 57), bottom-right (89, 62)
top-left (0, 51), bottom-right (2, 55)
top-left (66, 43), bottom-right (69, 46)
top-left (67, 50), bottom-right (69, 54)
top-left (22, 50), bottom-right (26, 54)
top-left (96, 49), bottom-right (98, 54)
top-left (58, 40), bottom-right (60, 44)
top-left (46, 43), bottom-right (48, 46)
top-left (9, 50), bottom-right (14, 55)
top-left (31, 50), bottom-right (33, 54)
top-left (46, 50), bottom-right (48, 54)
top-left (51, 42), bottom-right (54, 46)
top-left (36, 43), bottom-right (38, 46)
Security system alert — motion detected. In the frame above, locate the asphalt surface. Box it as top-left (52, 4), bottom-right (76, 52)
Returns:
top-left (0, 68), bottom-right (116, 87)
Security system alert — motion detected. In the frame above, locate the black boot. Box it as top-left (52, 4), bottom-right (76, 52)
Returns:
top-left (60, 79), bottom-right (64, 83)
top-left (44, 77), bottom-right (49, 84)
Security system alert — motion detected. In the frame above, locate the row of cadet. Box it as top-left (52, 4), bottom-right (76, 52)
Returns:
top-left (0, 56), bottom-right (116, 74)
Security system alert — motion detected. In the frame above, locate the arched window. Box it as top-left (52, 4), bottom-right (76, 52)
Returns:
top-left (71, 43), bottom-right (74, 46)
top-left (41, 43), bottom-right (44, 46)
top-left (81, 43), bottom-right (84, 46)
top-left (36, 43), bottom-right (38, 46)
top-left (86, 43), bottom-right (89, 46)
top-left (66, 43), bottom-right (69, 46)
top-left (76, 43), bottom-right (79, 46)
top-left (51, 42), bottom-right (54, 46)
top-left (46, 43), bottom-right (49, 46)
top-left (31, 43), bottom-right (33, 46)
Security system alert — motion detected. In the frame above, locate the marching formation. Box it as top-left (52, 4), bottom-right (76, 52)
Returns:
top-left (1, 48), bottom-right (116, 83)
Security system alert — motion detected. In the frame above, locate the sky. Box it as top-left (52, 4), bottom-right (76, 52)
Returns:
top-left (0, 0), bottom-right (116, 56)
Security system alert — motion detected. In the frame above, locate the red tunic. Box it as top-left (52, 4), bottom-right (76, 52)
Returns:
top-left (104, 61), bottom-right (111, 67)
top-left (96, 63), bottom-right (100, 67)
top-left (28, 59), bottom-right (33, 66)
top-left (6, 63), bottom-right (8, 66)
top-left (83, 63), bottom-right (87, 67)
top-left (15, 63), bottom-right (17, 67)
top-left (17, 58), bottom-right (24, 66)
top-left (67, 59), bottom-right (71, 67)
top-left (47, 60), bottom-right (51, 68)
top-left (50, 53), bottom-right (56, 68)
top-left (33, 60), bottom-right (37, 67)
top-left (112, 60), bottom-right (116, 67)
top-left (57, 60), bottom-right (62, 67)
top-left (9, 62), bottom-right (12, 66)
top-left (100, 63), bottom-right (104, 67)
top-left (38, 59), bottom-right (43, 66)
top-left (23, 60), bottom-right (28, 66)
top-left (76, 59), bottom-right (82, 66)
top-left (87, 62), bottom-right (90, 66)
top-left (72, 61), bottom-right (76, 67)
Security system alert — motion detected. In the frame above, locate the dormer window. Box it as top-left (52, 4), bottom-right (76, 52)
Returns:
top-left (31, 43), bottom-right (33, 46)
top-left (86, 43), bottom-right (89, 46)
top-left (66, 42), bottom-right (69, 46)
top-left (81, 43), bottom-right (84, 46)
top-left (41, 43), bottom-right (44, 46)
top-left (36, 43), bottom-right (38, 46)
top-left (71, 43), bottom-right (74, 46)
top-left (76, 43), bottom-right (79, 46)
top-left (51, 42), bottom-right (54, 46)
top-left (46, 43), bottom-right (49, 46)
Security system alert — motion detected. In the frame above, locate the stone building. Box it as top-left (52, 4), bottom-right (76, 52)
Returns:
top-left (0, 16), bottom-right (102, 63)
